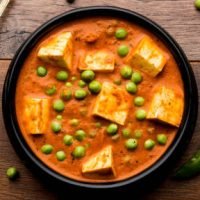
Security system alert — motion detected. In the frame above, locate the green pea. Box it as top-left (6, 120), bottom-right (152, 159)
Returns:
top-left (56, 151), bottom-right (66, 161)
top-left (6, 167), bottom-right (18, 180)
top-left (78, 80), bottom-right (87, 88)
top-left (113, 79), bottom-right (121, 85)
top-left (134, 129), bottom-right (143, 138)
top-left (45, 85), bottom-right (56, 96)
top-left (88, 80), bottom-right (102, 94)
top-left (95, 122), bottom-right (102, 128)
top-left (135, 109), bottom-right (147, 120)
top-left (65, 82), bottom-right (72, 87)
top-left (63, 134), bottom-right (73, 146)
top-left (53, 99), bottom-right (65, 112)
top-left (120, 65), bottom-right (133, 79)
top-left (122, 129), bottom-right (131, 138)
top-left (75, 89), bottom-right (87, 100)
top-left (75, 130), bottom-right (86, 141)
top-left (61, 89), bottom-right (72, 101)
top-left (117, 45), bottom-right (129, 57)
top-left (195, 0), bottom-right (200, 9)
top-left (126, 82), bottom-right (137, 94)
top-left (41, 144), bottom-right (53, 154)
top-left (37, 66), bottom-right (47, 77)
top-left (115, 28), bottom-right (128, 39)
top-left (69, 118), bottom-right (79, 126)
top-left (56, 71), bottom-right (68, 81)
top-left (144, 139), bottom-right (155, 150)
top-left (51, 121), bottom-right (62, 133)
top-left (134, 96), bottom-right (145, 106)
top-left (157, 134), bottom-right (167, 145)
top-left (72, 146), bottom-right (86, 158)
top-left (81, 70), bottom-right (95, 82)
top-left (71, 76), bottom-right (77, 82)
top-left (131, 72), bottom-right (142, 84)
top-left (106, 123), bottom-right (118, 135)
top-left (125, 138), bottom-right (138, 150)
top-left (56, 115), bottom-right (62, 120)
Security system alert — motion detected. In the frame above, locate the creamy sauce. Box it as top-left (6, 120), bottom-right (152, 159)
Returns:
top-left (15, 17), bottom-right (184, 183)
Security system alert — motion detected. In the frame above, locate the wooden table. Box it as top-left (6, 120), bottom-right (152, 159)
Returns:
top-left (0, 0), bottom-right (200, 199)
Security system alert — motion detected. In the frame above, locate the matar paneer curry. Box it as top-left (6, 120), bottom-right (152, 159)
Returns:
top-left (15, 17), bottom-right (184, 183)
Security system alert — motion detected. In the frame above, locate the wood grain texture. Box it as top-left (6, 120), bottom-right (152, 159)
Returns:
top-left (0, 0), bottom-right (200, 60)
top-left (0, 0), bottom-right (200, 199)
top-left (0, 60), bottom-right (200, 199)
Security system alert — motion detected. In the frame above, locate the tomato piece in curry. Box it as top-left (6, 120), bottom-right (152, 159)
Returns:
top-left (15, 17), bottom-right (184, 183)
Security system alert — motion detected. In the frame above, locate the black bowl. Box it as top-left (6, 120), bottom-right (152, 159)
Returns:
top-left (2, 6), bottom-right (198, 192)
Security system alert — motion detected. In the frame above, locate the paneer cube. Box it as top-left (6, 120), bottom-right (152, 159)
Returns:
top-left (127, 36), bottom-right (167, 77)
top-left (82, 145), bottom-right (115, 176)
top-left (92, 82), bottom-right (131, 125)
top-left (79, 50), bottom-right (115, 72)
top-left (147, 87), bottom-right (184, 127)
top-left (37, 32), bottom-right (73, 70)
top-left (23, 97), bottom-right (50, 134)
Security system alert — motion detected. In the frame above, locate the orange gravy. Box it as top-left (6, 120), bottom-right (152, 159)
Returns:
top-left (15, 17), bottom-right (184, 183)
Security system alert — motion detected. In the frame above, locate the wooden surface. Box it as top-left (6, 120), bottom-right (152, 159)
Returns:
top-left (0, 0), bottom-right (200, 199)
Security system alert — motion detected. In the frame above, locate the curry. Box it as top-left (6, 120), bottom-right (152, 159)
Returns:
top-left (15, 17), bottom-right (184, 183)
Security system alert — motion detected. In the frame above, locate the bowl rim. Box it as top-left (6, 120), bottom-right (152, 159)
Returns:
top-left (2, 6), bottom-right (198, 189)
